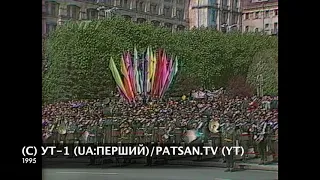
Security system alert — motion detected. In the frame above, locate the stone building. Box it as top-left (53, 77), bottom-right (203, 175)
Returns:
top-left (43, 0), bottom-right (189, 35)
top-left (188, 0), bottom-right (242, 32)
top-left (241, 0), bottom-right (278, 35)
top-left (42, 0), bottom-right (47, 35)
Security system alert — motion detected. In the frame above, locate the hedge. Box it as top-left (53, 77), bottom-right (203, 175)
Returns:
top-left (43, 17), bottom-right (278, 103)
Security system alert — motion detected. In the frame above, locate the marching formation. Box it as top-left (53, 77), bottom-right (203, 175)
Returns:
top-left (42, 88), bottom-right (278, 146)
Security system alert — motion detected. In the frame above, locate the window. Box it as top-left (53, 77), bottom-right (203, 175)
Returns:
top-left (249, 12), bottom-right (253, 19)
top-left (120, 0), bottom-right (129, 8)
top-left (274, 22), bottom-right (278, 30)
top-left (245, 26), bottom-right (249, 32)
top-left (255, 12), bottom-right (259, 19)
top-left (177, 25), bottom-right (185, 31)
top-left (265, 23), bottom-right (269, 29)
top-left (46, 23), bottom-right (57, 34)
top-left (45, 1), bottom-right (59, 17)
top-left (265, 10), bottom-right (269, 17)
top-left (42, 0), bottom-right (46, 14)
top-left (136, 1), bottom-right (145, 12)
top-left (150, 4), bottom-right (158, 15)
top-left (123, 15), bottom-right (132, 21)
top-left (255, 28), bottom-right (259, 32)
top-left (137, 18), bottom-right (146, 24)
top-left (164, 23), bottom-right (173, 29)
top-left (151, 20), bottom-right (160, 27)
top-left (177, 0), bottom-right (184, 5)
top-left (232, 14), bottom-right (237, 24)
top-left (223, 11), bottom-right (228, 23)
top-left (51, 2), bottom-right (58, 17)
top-left (164, 6), bottom-right (171, 18)
top-left (222, 0), bottom-right (228, 7)
top-left (245, 13), bottom-right (249, 20)
top-left (87, 9), bottom-right (98, 20)
top-left (233, 0), bottom-right (238, 10)
top-left (67, 5), bottom-right (80, 20)
top-left (176, 9), bottom-right (183, 20)
top-left (273, 22), bottom-right (278, 34)
top-left (274, 9), bottom-right (278, 16)
top-left (211, 9), bottom-right (216, 23)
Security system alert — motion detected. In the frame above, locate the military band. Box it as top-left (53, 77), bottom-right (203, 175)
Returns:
top-left (42, 109), bottom-right (278, 169)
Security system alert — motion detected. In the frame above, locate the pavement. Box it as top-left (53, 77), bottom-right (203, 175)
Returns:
top-left (43, 166), bottom-right (278, 180)
top-left (43, 156), bottom-right (278, 172)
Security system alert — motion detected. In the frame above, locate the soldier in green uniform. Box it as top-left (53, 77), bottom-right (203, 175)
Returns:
top-left (258, 124), bottom-right (273, 165)
top-left (65, 122), bottom-right (76, 158)
top-left (258, 135), bottom-right (267, 165)
top-left (223, 125), bottom-right (236, 172)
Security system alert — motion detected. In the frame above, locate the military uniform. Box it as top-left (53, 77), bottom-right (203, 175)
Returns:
top-left (254, 126), bottom-right (267, 165)
top-left (223, 128), bottom-right (236, 172)
top-left (145, 142), bottom-right (155, 166)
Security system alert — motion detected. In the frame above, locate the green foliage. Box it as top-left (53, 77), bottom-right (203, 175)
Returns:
top-left (227, 76), bottom-right (254, 98)
top-left (247, 49), bottom-right (278, 96)
top-left (43, 17), bottom-right (278, 103)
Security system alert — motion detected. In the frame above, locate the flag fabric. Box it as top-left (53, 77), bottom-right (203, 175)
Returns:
top-left (109, 57), bottom-right (128, 100)
top-left (126, 52), bottom-right (136, 95)
top-left (120, 54), bottom-right (134, 102)
top-left (133, 46), bottom-right (141, 94)
top-left (109, 47), bottom-right (179, 102)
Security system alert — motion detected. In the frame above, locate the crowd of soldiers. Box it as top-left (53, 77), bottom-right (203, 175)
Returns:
top-left (42, 88), bottom-right (278, 169)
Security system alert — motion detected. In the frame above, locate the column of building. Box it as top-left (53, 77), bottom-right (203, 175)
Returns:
top-left (57, 3), bottom-right (67, 25)
top-left (42, 0), bottom-right (47, 35)
top-left (226, 0), bottom-right (231, 26)
top-left (172, 0), bottom-right (178, 32)
top-left (80, 6), bottom-right (87, 20)
top-left (236, 0), bottom-right (242, 31)
top-left (130, 0), bottom-right (138, 22)
top-left (159, 0), bottom-right (165, 27)
top-left (145, 0), bottom-right (151, 12)
top-left (215, 0), bottom-right (221, 30)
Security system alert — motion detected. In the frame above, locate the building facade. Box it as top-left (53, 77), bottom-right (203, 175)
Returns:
top-left (43, 0), bottom-right (189, 35)
top-left (42, 0), bottom-right (47, 35)
top-left (241, 0), bottom-right (278, 35)
top-left (189, 0), bottom-right (241, 32)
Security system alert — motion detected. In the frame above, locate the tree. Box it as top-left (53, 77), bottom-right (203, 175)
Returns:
top-left (227, 76), bottom-right (254, 98)
top-left (43, 17), bottom-right (278, 103)
top-left (247, 49), bottom-right (278, 96)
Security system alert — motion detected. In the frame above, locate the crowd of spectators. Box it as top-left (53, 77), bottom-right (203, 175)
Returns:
top-left (42, 88), bottom-right (278, 143)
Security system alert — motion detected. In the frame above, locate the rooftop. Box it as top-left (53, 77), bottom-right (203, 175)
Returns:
top-left (242, 0), bottom-right (278, 9)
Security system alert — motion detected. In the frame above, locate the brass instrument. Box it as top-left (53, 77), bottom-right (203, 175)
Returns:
top-left (208, 120), bottom-right (220, 133)
top-left (49, 124), bottom-right (55, 133)
top-left (58, 122), bottom-right (67, 135)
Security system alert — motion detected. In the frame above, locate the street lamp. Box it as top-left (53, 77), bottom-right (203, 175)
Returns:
top-left (96, 6), bottom-right (120, 19)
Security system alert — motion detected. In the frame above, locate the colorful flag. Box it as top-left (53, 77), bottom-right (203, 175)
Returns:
top-left (109, 57), bottom-right (128, 100)
top-left (120, 54), bottom-right (134, 101)
top-left (133, 46), bottom-right (141, 94)
top-left (110, 47), bottom-right (178, 102)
